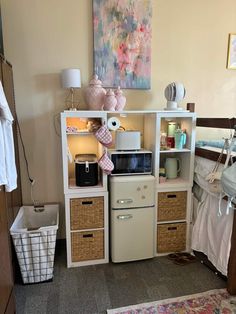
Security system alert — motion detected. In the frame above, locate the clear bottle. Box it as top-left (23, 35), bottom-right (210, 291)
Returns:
top-left (160, 131), bottom-right (167, 149)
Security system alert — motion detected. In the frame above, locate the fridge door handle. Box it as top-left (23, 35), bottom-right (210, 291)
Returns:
top-left (117, 199), bottom-right (133, 204)
top-left (117, 214), bottom-right (133, 220)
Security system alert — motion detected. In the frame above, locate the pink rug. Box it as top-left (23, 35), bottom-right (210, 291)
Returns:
top-left (107, 289), bottom-right (236, 314)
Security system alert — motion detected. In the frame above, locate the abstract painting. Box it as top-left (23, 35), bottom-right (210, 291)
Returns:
top-left (93, 0), bottom-right (152, 89)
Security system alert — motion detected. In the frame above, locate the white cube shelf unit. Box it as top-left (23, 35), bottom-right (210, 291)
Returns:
top-left (61, 111), bottom-right (108, 194)
top-left (64, 192), bottom-right (109, 267)
top-left (144, 111), bottom-right (196, 189)
top-left (61, 110), bottom-right (196, 266)
top-left (145, 112), bottom-right (196, 255)
top-left (61, 111), bottom-right (109, 267)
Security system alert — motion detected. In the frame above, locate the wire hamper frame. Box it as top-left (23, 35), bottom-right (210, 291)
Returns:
top-left (10, 205), bottom-right (59, 284)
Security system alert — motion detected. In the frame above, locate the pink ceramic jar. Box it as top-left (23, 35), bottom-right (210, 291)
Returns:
top-left (84, 74), bottom-right (106, 110)
top-left (115, 86), bottom-right (126, 111)
top-left (103, 89), bottom-right (117, 111)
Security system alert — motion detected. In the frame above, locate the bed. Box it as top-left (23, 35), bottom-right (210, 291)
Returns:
top-left (193, 117), bottom-right (236, 295)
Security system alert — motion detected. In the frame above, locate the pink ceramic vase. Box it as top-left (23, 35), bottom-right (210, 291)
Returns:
top-left (84, 74), bottom-right (106, 110)
top-left (103, 89), bottom-right (117, 111)
top-left (115, 86), bottom-right (126, 111)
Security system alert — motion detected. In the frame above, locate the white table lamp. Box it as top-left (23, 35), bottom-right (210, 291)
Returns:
top-left (61, 68), bottom-right (81, 110)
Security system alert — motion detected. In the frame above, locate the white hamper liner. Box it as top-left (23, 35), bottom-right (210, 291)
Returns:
top-left (10, 204), bottom-right (59, 284)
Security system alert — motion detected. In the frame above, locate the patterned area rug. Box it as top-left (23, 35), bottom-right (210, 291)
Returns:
top-left (107, 289), bottom-right (236, 314)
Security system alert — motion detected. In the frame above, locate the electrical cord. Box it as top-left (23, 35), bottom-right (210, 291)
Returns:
top-left (53, 111), bottom-right (61, 137)
top-left (16, 108), bottom-right (63, 205)
top-left (15, 116), bottom-right (33, 183)
top-left (15, 114), bottom-right (37, 205)
top-left (30, 183), bottom-right (36, 206)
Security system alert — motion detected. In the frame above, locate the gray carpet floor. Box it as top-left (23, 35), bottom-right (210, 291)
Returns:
top-left (15, 244), bottom-right (227, 314)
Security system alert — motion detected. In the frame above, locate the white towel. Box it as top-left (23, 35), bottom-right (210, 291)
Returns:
top-left (0, 80), bottom-right (17, 192)
top-left (0, 121), bottom-right (7, 185)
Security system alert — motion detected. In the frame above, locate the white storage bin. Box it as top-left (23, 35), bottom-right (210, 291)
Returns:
top-left (10, 204), bottom-right (59, 284)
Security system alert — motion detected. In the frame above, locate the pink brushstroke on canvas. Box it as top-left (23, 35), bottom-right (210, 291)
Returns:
top-left (93, 0), bottom-right (152, 89)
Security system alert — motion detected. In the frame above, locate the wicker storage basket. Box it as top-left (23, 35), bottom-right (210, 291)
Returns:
top-left (71, 230), bottom-right (104, 262)
top-left (157, 191), bottom-right (187, 222)
top-left (157, 222), bottom-right (186, 253)
top-left (70, 197), bottom-right (104, 230)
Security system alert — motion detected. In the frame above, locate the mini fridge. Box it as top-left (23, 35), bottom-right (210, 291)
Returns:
top-left (109, 175), bottom-right (155, 263)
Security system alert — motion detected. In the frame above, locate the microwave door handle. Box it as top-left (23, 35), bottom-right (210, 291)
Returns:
top-left (117, 214), bottom-right (133, 220)
top-left (117, 199), bottom-right (133, 205)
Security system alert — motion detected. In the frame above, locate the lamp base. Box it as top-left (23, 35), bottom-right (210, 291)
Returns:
top-left (66, 87), bottom-right (79, 111)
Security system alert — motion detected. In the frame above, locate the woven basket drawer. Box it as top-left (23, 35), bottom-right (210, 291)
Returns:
top-left (157, 191), bottom-right (187, 221)
top-left (70, 197), bottom-right (104, 230)
top-left (71, 230), bottom-right (104, 262)
top-left (157, 222), bottom-right (186, 253)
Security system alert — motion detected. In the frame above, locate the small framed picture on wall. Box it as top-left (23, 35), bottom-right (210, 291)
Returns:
top-left (227, 33), bottom-right (236, 69)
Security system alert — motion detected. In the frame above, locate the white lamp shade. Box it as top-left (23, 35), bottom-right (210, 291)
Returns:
top-left (61, 68), bottom-right (81, 88)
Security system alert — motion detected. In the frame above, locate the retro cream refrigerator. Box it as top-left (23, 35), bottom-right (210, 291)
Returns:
top-left (110, 175), bottom-right (155, 262)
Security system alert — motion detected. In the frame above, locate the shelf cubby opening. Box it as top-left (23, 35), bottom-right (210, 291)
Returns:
top-left (159, 152), bottom-right (191, 185)
top-left (107, 113), bottom-right (145, 149)
top-left (67, 134), bottom-right (105, 190)
top-left (66, 117), bottom-right (103, 134)
top-left (160, 117), bottom-right (193, 150)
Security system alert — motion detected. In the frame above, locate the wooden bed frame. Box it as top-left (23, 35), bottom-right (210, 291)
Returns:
top-left (195, 117), bottom-right (236, 295)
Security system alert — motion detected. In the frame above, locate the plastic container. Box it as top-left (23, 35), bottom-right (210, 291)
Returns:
top-left (10, 204), bottom-right (59, 284)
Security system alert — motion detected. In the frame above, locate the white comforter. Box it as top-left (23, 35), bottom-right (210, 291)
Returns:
top-left (192, 156), bottom-right (233, 276)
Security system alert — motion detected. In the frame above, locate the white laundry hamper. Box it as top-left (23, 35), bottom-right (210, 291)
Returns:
top-left (10, 204), bottom-right (59, 284)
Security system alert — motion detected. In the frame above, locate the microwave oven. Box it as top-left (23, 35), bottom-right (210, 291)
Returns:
top-left (108, 150), bottom-right (152, 175)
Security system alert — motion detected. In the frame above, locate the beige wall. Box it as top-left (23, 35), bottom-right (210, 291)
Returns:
top-left (1, 0), bottom-right (236, 237)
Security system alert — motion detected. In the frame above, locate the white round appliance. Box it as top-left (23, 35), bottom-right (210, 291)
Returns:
top-left (164, 82), bottom-right (186, 110)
